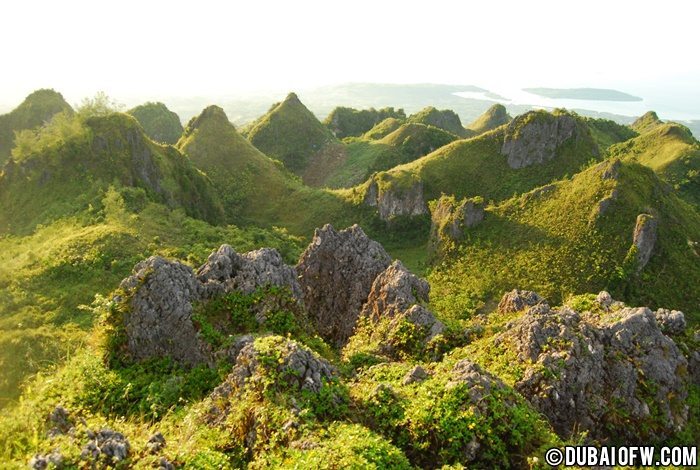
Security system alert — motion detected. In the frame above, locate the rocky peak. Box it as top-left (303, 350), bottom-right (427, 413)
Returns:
top-left (631, 111), bottom-right (663, 134)
top-left (363, 175), bottom-right (429, 221)
top-left (296, 224), bottom-right (392, 346)
top-left (501, 111), bottom-right (591, 169)
top-left (467, 104), bottom-right (511, 134)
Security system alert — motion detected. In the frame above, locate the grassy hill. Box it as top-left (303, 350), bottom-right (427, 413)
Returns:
top-left (324, 106), bottom-right (405, 138)
top-left (324, 123), bottom-right (459, 189)
top-left (367, 110), bottom-right (609, 205)
top-left (128, 102), bottom-right (183, 144)
top-left (610, 120), bottom-right (700, 206)
top-left (0, 89), bottom-right (73, 165)
top-left (466, 103), bottom-right (511, 134)
top-left (362, 117), bottom-right (404, 140)
top-left (408, 106), bottom-right (472, 138)
top-left (428, 160), bottom-right (700, 325)
top-left (244, 93), bottom-right (343, 184)
top-left (0, 112), bottom-right (223, 235)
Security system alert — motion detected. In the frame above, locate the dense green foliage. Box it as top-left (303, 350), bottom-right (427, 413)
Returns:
top-left (128, 102), bottom-right (184, 144)
top-left (466, 103), bottom-right (511, 134)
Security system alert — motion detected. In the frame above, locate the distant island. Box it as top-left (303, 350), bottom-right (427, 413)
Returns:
top-left (523, 87), bottom-right (643, 102)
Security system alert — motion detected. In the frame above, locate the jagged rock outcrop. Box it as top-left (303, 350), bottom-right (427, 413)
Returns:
top-left (81, 428), bottom-right (131, 465)
top-left (116, 244), bottom-right (300, 366)
top-left (118, 256), bottom-right (209, 366)
top-left (501, 111), bottom-right (590, 169)
top-left (297, 224), bottom-right (391, 346)
top-left (29, 451), bottom-right (63, 470)
top-left (402, 365), bottom-right (429, 385)
top-left (495, 292), bottom-right (689, 442)
top-left (363, 176), bottom-right (428, 221)
top-left (361, 260), bottom-right (444, 341)
top-left (654, 308), bottom-right (687, 335)
top-left (599, 158), bottom-right (621, 180)
top-left (589, 188), bottom-right (619, 224)
top-left (497, 289), bottom-right (547, 313)
top-left (632, 214), bottom-right (658, 271)
top-left (430, 195), bottom-right (484, 248)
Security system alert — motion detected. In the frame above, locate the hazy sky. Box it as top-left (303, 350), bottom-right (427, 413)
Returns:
top-left (1, 0), bottom-right (698, 108)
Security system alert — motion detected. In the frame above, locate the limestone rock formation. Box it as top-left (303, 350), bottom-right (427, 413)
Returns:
top-left (496, 295), bottom-right (689, 442)
top-left (501, 111), bottom-right (588, 169)
top-left (118, 256), bottom-right (209, 366)
top-left (430, 195), bottom-right (484, 247)
top-left (297, 224), bottom-right (391, 346)
top-left (116, 244), bottom-right (299, 366)
top-left (632, 214), bottom-right (658, 271)
top-left (363, 176), bottom-right (428, 221)
top-left (81, 428), bottom-right (131, 465)
top-left (497, 289), bottom-right (547, 313)
top-left (654, 308), bottom-right (687, 335)
top-left (361, 260), bottom-right (444, 341)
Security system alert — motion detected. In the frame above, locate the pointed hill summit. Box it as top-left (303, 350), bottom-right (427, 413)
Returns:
top-left (127, 101), bottom-right (183, 144)
top-left (324, 106), bottom-right (405, 138)
top-left (0, 89), bottom-right (73, 165)
top-left (244, 92), bottom-right (345, 185)
top-left (466, 103), bottom-right (512, 135)
top-left (631, 110), bottom-right (664, 134)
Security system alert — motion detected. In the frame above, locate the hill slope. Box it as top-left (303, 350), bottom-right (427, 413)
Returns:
top-left (429, 160), bottom-right (700, 323)
top-left (610, 121), bottom-right (700, 206)
top-left (0, 89), bottom-right (73, 165)
top-left (0, 112), bottom-right (223, 234)
top-left (244, 93), bottom-right (343, 184)
top-left (127, 102), bottom-right (183, 144)
top-left (324, 106), bottom-right (405, 138)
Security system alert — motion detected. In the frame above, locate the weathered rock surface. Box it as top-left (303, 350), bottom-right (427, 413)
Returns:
top-left (81, 428), bottom-right (131, 465)
top-left (654, 308), bottom-right (687, 335)
top-left (632, 213), bottom-right (658, 271)
top-left (496, 294), bottom-right (689, 442)
top-left (497, 289), bottom-right (547, 313)
top-left (363, 176), bottom-right (428, 221)
top-left (297, 224), bottom-right (391, 346)
top-left (402, 365), bottom-right (429, 385)
top-left (47, 405), bottom-right (74, 437)
top-left (361, 260), bottom-right (444, 341)
top-left (501, 111), bottom-right (589, 169)
top-left (29, 451), bottom-right (63, 470)
top-left (117, 244), bottom-right (299, 366)
top-left (147, 432), bottom-right (166, 454)
top-left (599, 158), bottom-right (621, 180)
top-left (119, 256), bottom-right (209, 366)
top-left (430, 195), bottom-right (484, 247)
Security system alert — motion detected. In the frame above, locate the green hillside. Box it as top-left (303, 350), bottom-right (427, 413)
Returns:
top-left (610, 121), bottom-right (700, 206)
top-left (0, 89), bottom-right (73, 165)
top-left (0, 111), bottom-right (223, 235)
top-left (128, 102), bottom-right (183, 144)
top-left (631, 111), bottom-right (664, 134)
top-left (362, 117), bottom-right (404, 140)
top-left (429, 160), bottom-right (700, 324)
top-left (369, 109), bottom-right (607, 205)
top-left (244, 93), bottom-right (343, 184)
top-left (408, 106), bottom-right (472, 138)
top-left (466, 103), bottom-right (511, 134)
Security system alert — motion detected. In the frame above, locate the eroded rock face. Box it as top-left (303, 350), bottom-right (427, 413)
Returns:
top-left (119, 256), bottom-right (209, 366)
top-left (81, 428), bottom-right (131, 465)
top-left (497, 289), bottom-right (547, 313)
top-left (363, 176), bottom-right (428, 221)
top-left (297, 224), bottom-right (391, 346)
top-left (654, 308), bottom-right (687, 335)
top-left (117, 244), bottom-right (299, 366)
top-left (632, 214), bottom-right (658, 271)
top-left (430, 196), bottom-right (484, 247)
top-left (498, 297), bottom-right (689, 442)
top-left (361, 260), bottom-right (444, 341)
top-left (501, 111), bottom-right (586, 169)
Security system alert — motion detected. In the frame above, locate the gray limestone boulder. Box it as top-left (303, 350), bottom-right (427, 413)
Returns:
top-left (296, 224), bottom-right (392, 346)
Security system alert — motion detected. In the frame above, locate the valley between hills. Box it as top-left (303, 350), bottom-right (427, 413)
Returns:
top-left (0, 89), bottom-right (698, 468)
